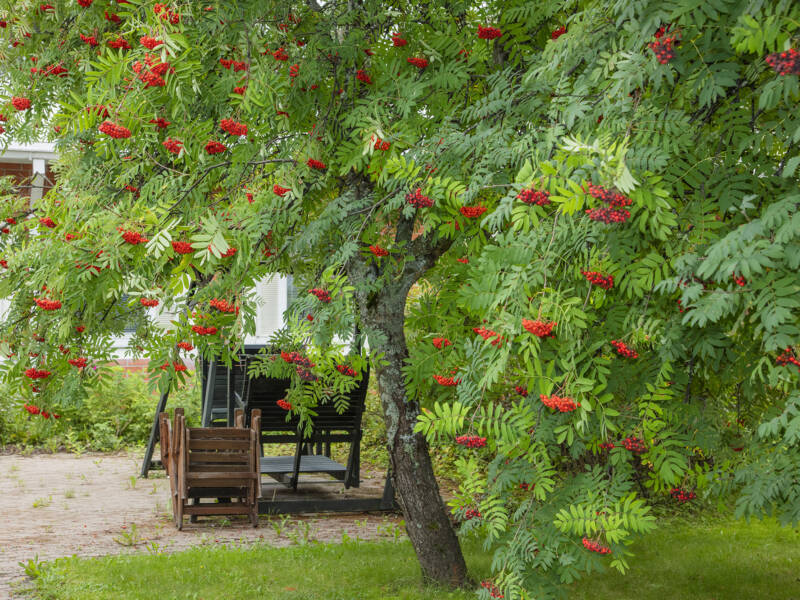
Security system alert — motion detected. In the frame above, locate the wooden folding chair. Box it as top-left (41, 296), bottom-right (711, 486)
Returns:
top-left (159, 408), bottom-right (261, 530)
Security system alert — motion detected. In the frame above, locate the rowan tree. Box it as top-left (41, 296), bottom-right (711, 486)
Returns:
top-left (0, 1), bottom-right (799, 597)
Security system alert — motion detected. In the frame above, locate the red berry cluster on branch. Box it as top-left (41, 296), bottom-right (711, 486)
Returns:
top-left (515, 386), bottom-right (528, 397)
top-left (220, 118), bottom-right (248, 136)
top-left (477, 26), bottom-right (502, 40)
top-left (473, 326), bottom-right (504, 347)
top-left (107, 37), bottom-right (131, 50)
top-left (191, 325), bottom-right (218, 335)
top-left (205, 140), bottom-right (226, 154)
top-left (610, 339), bottom-right (638, 359)
top-left (540, 393), bottom-right (580, 412)
top-left (432, 337), bottom-right (451, 349)
top-left (373, 137), bottom-right (390, 150)
top-left (582, 537), bottom-right (611, 554)
top-left (125, 185), bottom-right (140, 196)
top-left (24, 404), bottom-right (59, 418)
top-left (177, 341), bottom-right (194, 351)
top-left (288, 64), bottom-right (299, 78)
top-left (24, 368), bottom-right (51, 379)
top-left (273, 184), bottom-right (290, 196)
top-left (369, 245), bottom-right (389, 257)
top-left (434, 375), bottom-right (460, 386)
top-left (522, 319), bottom-right (556, 338)
top-left (280, 351), bottom-right (315, 369)
top-left (407, 56), bottom-right (428, 69)
top-left (171, 241), bottom-right (193, 254)
top-left (34, 298), bottom-right (62, 310)
top-left (456, 435), bottom-right (486, 448)
top-left (12, 97), bottom-right (31, 111)
top-left (336, 364), bottom-right (356, 377)
top-left (38, 63), bottom-right (68, 77)
top-left (79, 33), bottom-right (98, 46)
top-left (517, 187), bottom-right (550, 205)
top-left (581, 270), bottom-right (614, 289)
top-left (104, 11), bottom-right (120, 22)
top-left (209, 298), bottom-right (238, 313)
top-left (776, 347), bottom-right (800, 370)
top-left (733, 275), bottom-right (746, 287)
top-left (670, 487), bottom-right (696, 503)
top-left (464, 509), bottom-right (481, 520)
top-left (649, 34), bottom-right (678, 64)
top-left (68, 357), bottom-right (87, 368)
top-left (622, 436), bottom-right (646, 453)
top-left (307, 158), bottom-right (326, 170)
top-left (599, 441), bottom-right (615, 450)
top-left (309, 288), bottom-right (331, 303)
top-left (587, 184), bottom-right (632, 207)
top-left (391, 32), bottom-right (407, 47)
top-left (120, 230), bottom-right (147, 244)
top-left (406, 188), bottom-right (433, 208)
top-left (460, 205), bottom-right (487, 218)
top-left (551, 26), bottom-right (568, 40)
top-left (272, 47), bottom-right (288, 61)
top-left (149, 117), bottom-right (170, 129)
top-left (75, 325), bottom-right (85, 333)
top-left (77, 0), bottom-right (93, 6)
top-left (140, 298), bottom-right (159, 307)
top-left (153, 3), bottom-right (180, 24)
top-left (480, 581), bottom-right (504, 598)
top-left (277, 398), bottom-right (293, 410)
top-left (296, 366), bottom-right (318, 382)
top-left (140, 36), bottom-right (162, 49)
top-left (99, 121), bottom-right (131, 138)
top-left (162, 138), bottom-right (183, 154)
top-left (356, 69), bottom-right (373, 84)
top-left (765, 49), bottom-right (800, 75)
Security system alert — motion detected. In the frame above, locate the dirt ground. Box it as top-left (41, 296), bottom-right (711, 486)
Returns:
top-left (0, 452), bottom-right (403, 597)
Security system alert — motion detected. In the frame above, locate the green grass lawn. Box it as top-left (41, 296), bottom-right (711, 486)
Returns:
top-left (27, 514), bottom-right (800, 600)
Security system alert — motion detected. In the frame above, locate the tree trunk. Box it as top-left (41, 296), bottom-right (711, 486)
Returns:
top-left (360, 289), bottom-right (468, 588)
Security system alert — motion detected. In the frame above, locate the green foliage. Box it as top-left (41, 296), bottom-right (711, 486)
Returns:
top-left (0, 0), bottom-right (799, 597)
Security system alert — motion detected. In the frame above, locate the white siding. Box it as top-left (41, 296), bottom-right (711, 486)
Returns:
top-left (245, 275), bottom-right (287, 345)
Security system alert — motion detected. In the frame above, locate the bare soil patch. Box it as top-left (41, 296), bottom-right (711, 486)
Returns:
top-left (0, 452), bottom-right (402, 596)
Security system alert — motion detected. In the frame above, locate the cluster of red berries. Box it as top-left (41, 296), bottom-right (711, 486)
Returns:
top-left (133, 54), bottom-right (173, 88)
top-left (776, 347), bottom-right (800, 370)
top-left (587, 184), bottom-right (632, 207)
top-left (582, 537), bottom-right (611, 554)
top-left (160, 361), bottom-right (187, 372)
top-left (80, 33), bottom-right (98, 46)
top-left (37, 63), bottom-right (68, 77)
top-left (622, 436), bottom-right (646, 453)
top-left (68, 357), bottom-right (87, 368)
top-left (272, 47), bottom-right (289, 61)
top-left (432, 337), bottom-right (451, 349)
top-left (480, 581), bottom-right (504, 598)
top-left (99, 121), bottom-right (131, 139)
top-left (610, 340), bottom-right (638, 359)
top-left (307, 158), bottom-right (326, 170)
top-left (517, 187), bottom-right (550, 206)
top-left (336, 364), bottom-right (356, 377)
top-left (649, 35), bottom-right (678, 64)
top-left (205, 140), bottom-right (226, 154)
top-left (274, 184), bottom-right (290, 196)
top-left (540, 393), bottom-right (580, 412)
top-left (766, 48), bottom-right (800, 76)
top-left (473, 327), bottom-right (504, 347)
top-left (407, 56), bottom-right (428, 69)
top-left (140, 298), bottom-right (159, 307)
top-left (296, 366), bottom-right (318, 382)
top-left (171, 240), bottom-right (193, 254)
top-left (12, 97), bottom-right (31, 111)
top-left (599, 441), bottom-right (615, 450)
top-left (220, 118), bottom-right (248, 136)
top-left (477, 25), bottom-right (502, 40)
top-left (24, 404), bottom-right (59, 419)
top-left (177, 341), bottom-right (194, 351)
top-left (551, 26), bottom-right (568, 40)
top-left (104, 10), bottom-right (120, 22)
top-left (140, 36), bottom-right (162, 49)
top-left (460, 205), bottom-right (487, 218)
top-left (456, 257), bottom-right (469, 264)
top-left (149, 117), bottom-right (170, 129)
top-left (24, 368), bottom-right (51, 379)
top-left (209, 298), bottom-right (238, 313)
top-left (120, 230), bottom-right (147, 245)
top-left (434, 375), bottom-right (460, 386)
top-left (191, 325), bottom-right (218, 335)
top-left (280, 351), bottom-right (315, 369)
top-left (585, 206), bottom-right (630, 223)
top-left (125, 185), bottom-right (140, 196)
top-left (163, 138), bottom-right (183, 154)
top-left (369, 245), bottom-right (389, 257)
top-left (456, 435), bottom-right (486, 448)
top-left (153, 3), bottom-right (180, 24)
top-left (289, 64), bottom-right (300, 78)
top-left (75, 325), bottom-right (85, 333)
top-left (581, 270), bottom-right (614, 289)
top-left (391, 32), bottom-right (407, 47)
top-left (221, 247), bottom-right (237, 257)
top-left (77, 0), bottom-right (93, 7)
top-left (277, 398), bottom-right (293, 410)
top-left (406, 188), bottom-right (434, 208)
top-left (373, 137), bottom-right (390, 151)
top-left (40, 217), bottom-right (57, 228)
top-left (309, 288), bottom-right (332, 303)
top-left (356, 69), bottom-right (373, 84)
top-left (522, 319), bottom-right (556, 338)
top-left (107, 37), bottom-right (131, 50)
top-left (34, 298), bottom-right (62, 310)
top-left (670, 487), bottom-right (696, 503)
top-left (515, 386), bottom-right (528, 397)
top-left (464, 509), bottom-right (481, 520)
top-left (733, 275), bottom-right (746, 287)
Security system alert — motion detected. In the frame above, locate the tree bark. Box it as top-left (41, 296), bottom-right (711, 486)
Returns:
top-left (356, 279), bottom-right (468, 588)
